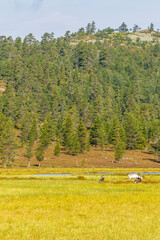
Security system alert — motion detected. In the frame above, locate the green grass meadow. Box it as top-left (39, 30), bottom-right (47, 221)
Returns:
top-left (0, 169), bottom-right (160, 240)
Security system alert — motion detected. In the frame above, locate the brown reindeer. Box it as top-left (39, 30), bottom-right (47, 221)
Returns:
top-left (99, 176), bottom-right (105, 183)
top-left (134, 178), bottom-right (142, 183)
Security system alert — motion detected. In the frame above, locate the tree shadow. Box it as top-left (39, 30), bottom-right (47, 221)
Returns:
top-left (142, 151), bottom-right (154, 155)
top-left (144, 158), bottom-right (160, 164)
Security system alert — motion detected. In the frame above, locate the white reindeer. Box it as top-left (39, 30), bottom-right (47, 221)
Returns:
top-left (128, 173), bottom-right (143, 180)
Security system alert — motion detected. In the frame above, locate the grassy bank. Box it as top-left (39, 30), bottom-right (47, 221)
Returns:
top-left (0, 172), bottom-right (160, 239)
top-left (0, 167), bottom-right (160, 176)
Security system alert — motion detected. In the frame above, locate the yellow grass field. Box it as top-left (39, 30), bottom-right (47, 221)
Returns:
top-left (0, 169), bottom-right (160, 240)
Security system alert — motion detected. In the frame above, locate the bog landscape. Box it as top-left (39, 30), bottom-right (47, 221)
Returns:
top-left (0, 22), bottom-right (160, 239)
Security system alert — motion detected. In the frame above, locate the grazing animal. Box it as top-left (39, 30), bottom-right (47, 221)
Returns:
top-left (134, 178), bottom-right (142, 183)
top-left (128, 173), bottom-right (143, 180)
top-left (99, 176), bottom-right (105, 183)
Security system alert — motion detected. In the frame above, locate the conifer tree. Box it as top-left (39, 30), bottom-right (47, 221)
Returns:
top-left (104, 120), bottom-right (111, 144)
top-left (114, 134), bottom-right (125, 162)
top-left (54, 139), bottom-right (61, 157)
top-left (90, 116), bottom-right (101, 147)
top-left (0, 113), bottom-right (18, 167)
top-left (63, 113), bottom-right (74, 153)
top-left (36, 145), bottom-right (44, 167)
top-left (119, 124), bottom-right (126, 147)
top-left (77, 120), bottom-right (87, 152)
top-left (109, 115), bottom-right (120, 145)
top-left (118, 22), bottom-right (128, 32)
top-left (90, 116), bottom-right (105, 149)
top-left (124, 112), bottom-right (139, 149)
top-left (39, 115), bottom-right (54, 150)
top-left (24, 118), bottom-right (38, 167)
top-left (35, 116), bottom-right (53, 165)
top-left (45, 113), bottom-right (55, 141)
top-left (56, 116), bottom-right (64, 141)
top-left (72, 132), bottom-right (80, 155)
top-left (86, 136), bottom-right (91, 152)
top-left (20, 111), bottom-right (32, 146)
top-left (109, 116), bottom-right (126, 162)
top-left (24, 143), bottom-right (33, 168)
top-left (91, 21), bottom-right (96, 33)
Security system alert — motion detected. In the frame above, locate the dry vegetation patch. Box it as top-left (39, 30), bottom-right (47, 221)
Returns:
top-left (10, 145), bottom-right (160, 169)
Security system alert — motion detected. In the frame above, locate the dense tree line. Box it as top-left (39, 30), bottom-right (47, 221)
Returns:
top-left (0, 25), bottom-right (160, 166)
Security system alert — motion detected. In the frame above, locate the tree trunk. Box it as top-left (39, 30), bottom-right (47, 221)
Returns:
top-left (28, 160), bottom-right (30, 168)
top-left (39, 161), bottom-right (41, 167)
top-left (3, 161), bottom-right (6, 168)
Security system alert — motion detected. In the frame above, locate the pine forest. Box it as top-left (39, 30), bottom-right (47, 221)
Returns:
top-left (0, 22), bottom-right (160, 167)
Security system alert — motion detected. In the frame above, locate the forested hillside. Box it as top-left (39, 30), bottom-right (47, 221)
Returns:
top-left (1, 23), bottom-right (160, 167)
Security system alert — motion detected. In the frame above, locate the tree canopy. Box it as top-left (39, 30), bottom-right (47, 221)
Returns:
top-left (0, 22), bottom-right (160, 165)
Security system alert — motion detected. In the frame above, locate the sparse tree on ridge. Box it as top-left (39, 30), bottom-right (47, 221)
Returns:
top-left (148, 23), bottom-right (154, 32)
top-left (91, 21), bottom-right (96, 33)
top-left (133, 24), bottom-right (141, 32)
top-left (118, 22), bottom-right (128, 32)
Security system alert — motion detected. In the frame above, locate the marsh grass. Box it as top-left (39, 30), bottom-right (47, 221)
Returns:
top-left (0, 170), bottom-right (160, 239)
top-left (0, 167), bottom-right (160, 175)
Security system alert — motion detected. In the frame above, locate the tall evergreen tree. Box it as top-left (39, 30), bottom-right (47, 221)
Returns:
top-left (77, 120), bottom-right (87, 152)
top-left (72, 132), bottom-right (80, 155)
top-left (0, 113), bottom-right (18, 167)
top-left (114, 133), bottom-right (125, 162)
top-left (36, 145), bottom-right (44, 167)
top-left (24, 118), bottom-right (38, 167)
top-left (124, 112), bottom-right (139, 149)
top-left (90, 116), bottom-right (105, 149)
top-left (109, 115), bottom-right (120, 145)
top-left (54, 139), bottom-right (61, 157)
top-left (63, 113), bottom-right (74, 154)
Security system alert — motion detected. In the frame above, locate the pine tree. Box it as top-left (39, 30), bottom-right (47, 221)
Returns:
top-left (0, 114), bottom-right (18, 167)
top-left (56, 116), bottom-right (64, 141)
top-left (39, 117), bottom-right (53, 150)
top-left (36, 145), bottom-right (44, 167)
top-left (35, 116), bottom-right (53, 165)
top-left (77, 120), bottom-right (87, 152)
top-left (109, 115), bottom-right (120, 145)
top-left (54, 139), bottom-right (61, 157)
top-left (24, 118), bottom-right (38, 167)
top-left (86, 136), bottom-right (91, 152)
top-left (86, 23), bottom-right (92, 34)
top-left (72, 132), bottom-right (80, 155)
top-left (28, 118), bottom-right (38, 144)
top-left (44, 113), bottom-right (55, 141)
top-left (118, 22), bottom-right (128, 32)
top-left (91, 21), bottom-right (96, 33)
top-left (114, 134), bottom-right (125, 162)
top-left (151, 139), bottom-right (160, 162)
top-left (133, 24), bottom-right (141, 32)
top-left (63, 113), bottom-right (74, 153)
top-left (20, 111), bottom-right (32, 146)
top-left (24, 143), bottom-right (33, 168)
top-left (108, 116), bottom-right (126, 162)
top-left (119, 124), bottom-right (126, 147)
top-left (124, 112), bottom-right (139, 149)
top-left (148, 23), bottom-right (154, 32)
top-left (90, 116), bottom-right (105, 150)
